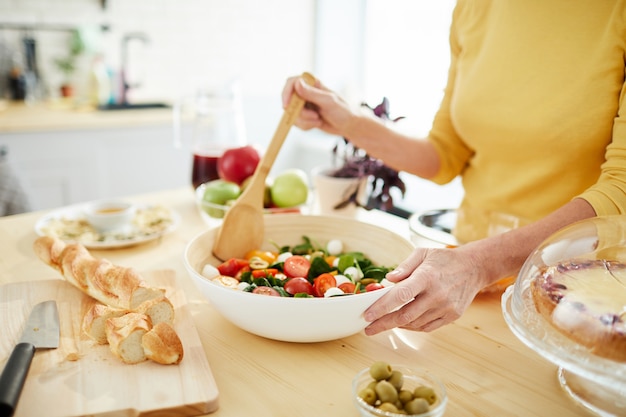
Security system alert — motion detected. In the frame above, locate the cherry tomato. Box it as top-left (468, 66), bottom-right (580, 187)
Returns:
top-left (313, 273), bottom-right (337, 297)
top-left (244, 250), bottom-right (278, 264)
top-left (235, 265), bottom-right (251, 280)
top-left (252, 286), bottom-right (281, 296)
top-left (365, 282), bottom-right (384, 292)
top-left (251, 268), bottom-right (279, 279)
top-left (217, 258), bottom-right (249, 277)
top-left (284, 277), bottom-right (314, 296)
top-left (283, 255), bottom-right (311, 278)
top-left (338, 282), bottom-right (356, 294)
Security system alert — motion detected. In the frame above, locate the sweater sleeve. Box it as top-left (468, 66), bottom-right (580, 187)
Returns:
top-left (578, 75), bottom-right (626, 216)
top-left (426, 0), bottom-right (474, 185)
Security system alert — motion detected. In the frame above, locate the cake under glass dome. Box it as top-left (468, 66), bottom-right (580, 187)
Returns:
top-left (501, 215), bottom-right (626, 417)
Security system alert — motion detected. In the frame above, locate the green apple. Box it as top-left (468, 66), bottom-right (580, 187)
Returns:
top-left (202, 180), bottom-right (241, 218)
top-left (242, 176), bottom-right (273, 208)
top-left (270, 169), bottom-right (309, 208)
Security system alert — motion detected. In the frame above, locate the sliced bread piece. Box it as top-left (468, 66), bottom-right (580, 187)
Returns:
top-left (105, 312), bottom-right (151, 364)
top-left (142, 322), bottom-right (184, 365)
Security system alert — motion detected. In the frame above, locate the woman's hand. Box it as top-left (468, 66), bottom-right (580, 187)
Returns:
top-left (363, 246), bottom-right (488, 334)
top-left (281, 74), bottom-right (356, 137)
top-left (363, 198), bottom-right (598, 335)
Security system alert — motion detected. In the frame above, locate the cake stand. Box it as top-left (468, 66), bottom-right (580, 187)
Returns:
top-left (501, 215), bottom-right (626, 416)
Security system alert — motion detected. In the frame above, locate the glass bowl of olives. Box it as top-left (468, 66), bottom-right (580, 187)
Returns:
top-left (352, 362), bottom-right (447, 417)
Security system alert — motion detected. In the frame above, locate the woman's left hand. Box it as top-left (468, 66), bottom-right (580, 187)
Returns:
top-left (363, 246), bottom-right (488, 334)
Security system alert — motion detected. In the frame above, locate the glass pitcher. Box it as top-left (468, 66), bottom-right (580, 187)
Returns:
top-left (173, 80), bottom-right (247, 189)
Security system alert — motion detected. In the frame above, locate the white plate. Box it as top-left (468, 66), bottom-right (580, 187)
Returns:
top-left (408, 208), bottom-right (458, 246)
top-left (34, 203), bottom-right (180, 249)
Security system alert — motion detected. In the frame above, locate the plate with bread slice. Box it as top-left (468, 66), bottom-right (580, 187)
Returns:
top-left (34, 203), bottom-right (180, 249)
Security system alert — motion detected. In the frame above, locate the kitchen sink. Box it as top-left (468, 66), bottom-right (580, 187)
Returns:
top-left (98, 102), bottom-right (170, 110)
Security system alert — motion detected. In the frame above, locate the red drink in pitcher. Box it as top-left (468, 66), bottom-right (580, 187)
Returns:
top-left (192, 153), bottom-right (221, 189)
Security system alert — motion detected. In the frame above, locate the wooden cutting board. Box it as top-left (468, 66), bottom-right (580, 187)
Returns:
top-left (0, 270), bottom-right (219, 417)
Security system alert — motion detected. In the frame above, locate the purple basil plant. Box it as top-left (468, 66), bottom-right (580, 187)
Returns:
top-left (329, 97), bottom-right (406, 212)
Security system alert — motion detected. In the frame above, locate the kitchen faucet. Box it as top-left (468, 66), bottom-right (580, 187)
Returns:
top-left (120, 32), bottom-right (150, 105)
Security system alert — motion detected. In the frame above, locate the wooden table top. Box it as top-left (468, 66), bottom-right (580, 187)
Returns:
top-left (0, 187), bottom-right (592, 417)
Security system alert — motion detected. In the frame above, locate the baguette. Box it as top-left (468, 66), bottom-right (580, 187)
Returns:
top-left (83, 303), bottom-right (129, 344)
top-left (34, 236), bottom-right (184, 365)
top-left (34, 236), bottom-right (163, 309)
top-left (105, 312), bottom-right (151, 364)
top-left (142, 322), bottom-right (184, 365)
top-left (134, 295), bottom-right (174, 326)
top-left (83, 296), bottom-right (173, 345)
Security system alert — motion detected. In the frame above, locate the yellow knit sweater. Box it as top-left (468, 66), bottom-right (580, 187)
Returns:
top-left (428, 0), bottom-right (626, 228)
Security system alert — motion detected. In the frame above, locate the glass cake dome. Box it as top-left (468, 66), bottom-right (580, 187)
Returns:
top-left (501, 215), bottom-right (626, 417)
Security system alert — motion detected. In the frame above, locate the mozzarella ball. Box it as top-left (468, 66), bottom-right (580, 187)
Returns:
top-left (333, 274), bottom-right (351, 286)
top-left (343, 266), bottom-right (363, 282)
top-left (276, 252), bottom-right (293, 263)
top-left (326, 239), bottom-right (343, 255)
top-left (237, 282), bottom-right (251, 291)
top-left (201, 264), bottom-right (220, 279)
top-left (324, 287), bottom-right (344, 297)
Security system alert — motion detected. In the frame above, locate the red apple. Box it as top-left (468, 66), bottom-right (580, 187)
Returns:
top-left (217, 145), bottom-right (261, 184)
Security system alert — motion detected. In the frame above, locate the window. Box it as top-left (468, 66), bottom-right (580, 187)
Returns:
top-left (314, 0), bottom-right (462, 213)
top-left (362, 0), bottom-right (455, 136)
top-left (315, 0), bottom-right (455, 135)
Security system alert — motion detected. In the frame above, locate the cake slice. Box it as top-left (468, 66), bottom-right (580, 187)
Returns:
top-left (531, 259), bottom-right (626, 362)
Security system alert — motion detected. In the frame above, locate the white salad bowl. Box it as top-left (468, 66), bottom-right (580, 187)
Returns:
top-left (183, 214), bottom-right (415, 343)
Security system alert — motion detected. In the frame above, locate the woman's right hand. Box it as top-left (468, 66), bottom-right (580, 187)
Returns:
top-left (281, 74), bottom-right (356, 137)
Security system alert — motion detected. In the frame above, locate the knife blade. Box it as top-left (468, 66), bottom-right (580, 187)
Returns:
top-left (0, 301), bottom-right (59, 417)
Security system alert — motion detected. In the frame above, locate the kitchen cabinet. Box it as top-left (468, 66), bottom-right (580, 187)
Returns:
top-left (0, 101), bottom-right (462, 215)
top-left (1, 123), bottom-right (192, 211)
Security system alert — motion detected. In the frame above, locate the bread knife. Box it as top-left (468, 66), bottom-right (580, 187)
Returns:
top-left (0, 301), bottom-right (60, 417)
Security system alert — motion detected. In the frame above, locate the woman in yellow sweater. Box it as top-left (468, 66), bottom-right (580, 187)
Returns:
top-left (282, 0), bottom-right (626, 334)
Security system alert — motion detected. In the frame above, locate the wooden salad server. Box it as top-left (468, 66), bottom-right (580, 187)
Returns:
top-left (212, 72), bottom-right (316, 261)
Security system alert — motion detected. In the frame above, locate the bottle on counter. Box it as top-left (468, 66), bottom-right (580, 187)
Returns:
top-left (8, 65), bottom-right (26, 101)
top-left (89, 55), bottom-right (111, 108)
top-left (174, 80), bottom-right (248, 189)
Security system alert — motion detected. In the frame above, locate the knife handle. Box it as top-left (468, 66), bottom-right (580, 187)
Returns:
top-left (0, 343), bottom-right (35, 417)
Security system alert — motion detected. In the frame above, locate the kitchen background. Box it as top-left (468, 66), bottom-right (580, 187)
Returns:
top-left (0, 0), bottom-right (462, 215)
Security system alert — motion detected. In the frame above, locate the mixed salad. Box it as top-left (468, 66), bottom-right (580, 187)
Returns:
top-left (202, 236), bottom-right (396, 297)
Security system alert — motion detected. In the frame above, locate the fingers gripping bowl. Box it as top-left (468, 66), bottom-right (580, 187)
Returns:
top-left (183, 214), bottom-right (415, 342)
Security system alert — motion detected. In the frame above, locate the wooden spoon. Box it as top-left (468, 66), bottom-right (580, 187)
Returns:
top-left (212, 72), bottom-right (316, 261)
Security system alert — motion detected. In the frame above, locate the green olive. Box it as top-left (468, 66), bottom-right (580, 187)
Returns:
top-left (248, 256), bottom-right (269, 269)
top-left (386, 370), bottom-right (404, 391)
top-left (398, 389), bottom-right (414, 404)
top-left (369, 361), bottom-right (393, 381)
top-left (404, 397), bottom-right (430, 414)
top-left (378, 402), bottom-right (400, 413)
top-left (375, 380), bottom-right (398, 404)
top-left (309, 250), bottom-right (325, 260)
top-left (414, 385), bottom-right (437, 405)
top-left (358, 387), bottom-right (377, 406)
